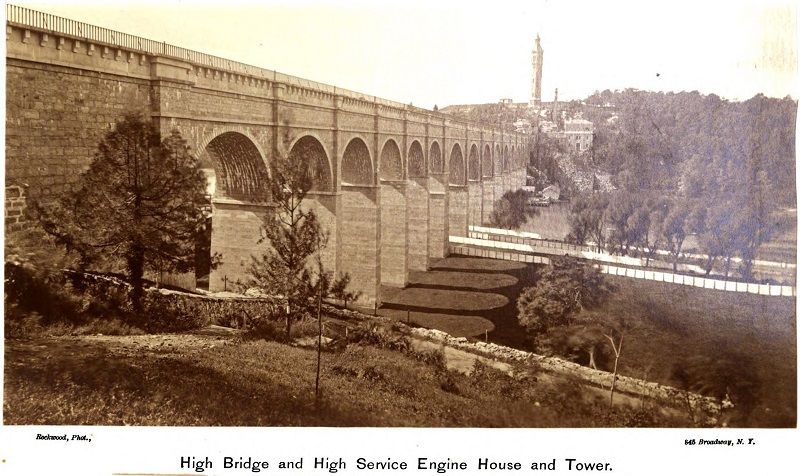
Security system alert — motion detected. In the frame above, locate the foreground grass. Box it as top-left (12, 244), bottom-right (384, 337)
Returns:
top-left (4, 334), bottom-right (680, 427)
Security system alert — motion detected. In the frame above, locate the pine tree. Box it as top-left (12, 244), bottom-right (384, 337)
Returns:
top-left (247, 146), bottom-right (327, 337)
top-left (34, 114), bottom-right (209, 312)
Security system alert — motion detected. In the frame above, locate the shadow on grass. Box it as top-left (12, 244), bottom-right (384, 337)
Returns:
top-left (430, 267), bottom-right (522, 276)
top-left (3, 339), bottom-right (371, 426)
top-left (380, 256), bottom-right (540, 349)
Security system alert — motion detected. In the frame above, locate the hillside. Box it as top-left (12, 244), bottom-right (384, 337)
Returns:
top-left (4, 327), bottom-right (690, 427)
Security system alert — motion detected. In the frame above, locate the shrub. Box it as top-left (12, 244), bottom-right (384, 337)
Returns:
top-left (438, 372), bottom-right (462, 395)
top-left (4, 262), bottom-right (82, 325)
top-left (245, 315), bottom-right (321, 342)
top-left (4, 305), bottom-right (45, 339)
top-left (346, 322), bottom-right (410, 352)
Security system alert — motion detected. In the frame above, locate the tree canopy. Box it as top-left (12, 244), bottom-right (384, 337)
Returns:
top-left (566, 90), bottom-right (795, 281)
top-left (489, 189), bottom-right (536, 229)
top-left (517, 257), bottom-right (614, 337)
top-left (588, 90), bottom-right (795, 207)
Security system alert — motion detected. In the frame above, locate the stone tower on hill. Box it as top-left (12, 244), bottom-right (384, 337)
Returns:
top-left (530, 34), bottom-right (543, 108)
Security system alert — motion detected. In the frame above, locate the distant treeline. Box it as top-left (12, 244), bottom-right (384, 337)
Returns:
top-left (566, 90), bottom-right (796, 281)
top-left (587, 89), bottom-right (796, 207)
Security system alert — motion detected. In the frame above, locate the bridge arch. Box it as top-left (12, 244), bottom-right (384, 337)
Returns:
top-left (468, 144), bottom-right (480, 181)
top-left (379, 139), bottom-right (403, 181)
top-left (200, 131), bottom-right (269, 202)
top-left (408, 140), bottom-right (426, 178)
top-left (429, 141), bottom-right (443, 174)
top-left (448, 143), bottom-right (465, 185)
top-left (503, 145), bottom-right (510, 173)
top-left (482, 144), bottom-right (493, 178)
top-left (287, 135), bottom-right (333, 192)
top-left (200, 131), bottom-right (270, 292)
top-left (341, 137), bottom-right (374, 185)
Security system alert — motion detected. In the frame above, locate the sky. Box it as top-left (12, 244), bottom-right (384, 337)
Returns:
top-left (10, 0), bottom-right (799, 109)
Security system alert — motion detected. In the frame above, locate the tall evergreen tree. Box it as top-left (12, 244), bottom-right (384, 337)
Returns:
top-left (34, 114), bottom-right (209, 311)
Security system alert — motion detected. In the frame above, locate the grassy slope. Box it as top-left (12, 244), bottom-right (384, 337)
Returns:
top-left (593, 277), bottom-right (796, 427)
top-left (4, 335), bottom-right (680, 427)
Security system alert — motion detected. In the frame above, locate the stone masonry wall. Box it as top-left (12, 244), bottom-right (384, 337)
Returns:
top-left (5, 59), bottom-right (151, 228)
top-left (406, 178), bottom-right (429, 271)
top-left (481, 179), bottom-right (495, 224)
top-left (209, 201), bottom-right (270, 291)
top-left (428, 176), bottom-right (449, 260)
top-left (448, 186), bottom-right (469, 238)
top-left (379, 182), bottom-right (408, 287)
top-left (467, 182), bottom-right (482, 227)
top-left (4, 184), bottom-right (27, 232)
top-left (339, 186), bottom-right (380, 305)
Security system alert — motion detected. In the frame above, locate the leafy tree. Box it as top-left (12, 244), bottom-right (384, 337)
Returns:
top-left (528, 129), bottom-right (567, 189)
top-left (489, 189), bottom-right (536, 230)
top-left (736, 170), bottom-right (777, 280)
top-left (34, 114), bottom-right (209, 311)
top-left (247, 148), bottom-right (327, 337)
top-left (517, 257), bottom-right (614, 338)
top-left (566, 194), bottom-right (594, 245)
top-left (566, 193), bottom-right (610, 251)
top-left (587, 194), bottom-right (611, 251)
top-left (660, 204), bottom-right (691, 271)
top-left (699, 205), bottom-right (743, 277)
top-left (605, 192), bottom-right (638, 255)
top-left (636, 196), bottom-right (669, 267)
top-left (538, 320), bottom-right (608, 370)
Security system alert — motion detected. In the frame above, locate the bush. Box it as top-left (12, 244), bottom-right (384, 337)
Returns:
top-left (4, 305), bottom-right (45, 339)
top-left (4, 262), bottom-right (83, 325)
top-left (140, 291), bottom-right (281, 333)
top-left (3, 265), bottom-right (146, 339)
top-left (346, 322), bottom-right (410, 352)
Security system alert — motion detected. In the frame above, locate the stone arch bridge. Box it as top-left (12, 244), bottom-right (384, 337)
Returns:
top-left (5, 6), bottom-right (529, 304)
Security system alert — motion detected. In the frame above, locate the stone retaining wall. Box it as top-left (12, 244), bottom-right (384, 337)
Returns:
top-left (409, 327), bottom-right (722, 423)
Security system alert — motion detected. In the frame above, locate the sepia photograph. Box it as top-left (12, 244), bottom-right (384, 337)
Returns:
top-left (1, 0), bottom-right (797, 448)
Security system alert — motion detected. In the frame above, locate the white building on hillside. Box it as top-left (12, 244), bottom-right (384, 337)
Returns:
top-left (563, 118), bottom-right (594, 153)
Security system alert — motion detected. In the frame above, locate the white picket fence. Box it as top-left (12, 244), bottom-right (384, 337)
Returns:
top-left (449, 235), bottom-right (796, 298)
top-left (468, 225), bottom-right (795, 272)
